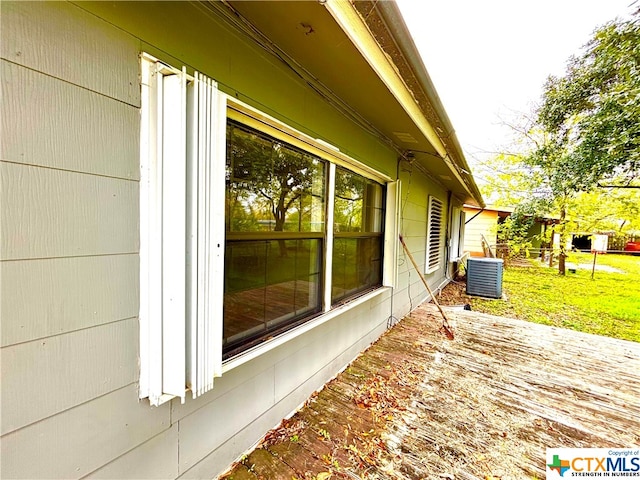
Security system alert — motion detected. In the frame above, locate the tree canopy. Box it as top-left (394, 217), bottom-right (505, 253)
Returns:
top-left (483, 14), bottom-right (640, 273)
top-left (537, 14), bottom-right (640, 189)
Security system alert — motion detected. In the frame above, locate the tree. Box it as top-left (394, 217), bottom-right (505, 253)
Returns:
top-left (507, 14), bottom-right (640, 274)
top-left (481, 145), bottom-right (640, 263)
top-left (538, 14), bottom-right (640, 190)
top-left (478, 13), bottom-right (640, 273)
top-left (523, 125), bottom-right (584, 273)
top-left (569, 188), bottom-right (640, 235)
top-left (496, 211), bottom-right (536, 261)
top-left (477, 152), bottom-right (542, 208)
top-left (333, 169), bottom-right (365, 232)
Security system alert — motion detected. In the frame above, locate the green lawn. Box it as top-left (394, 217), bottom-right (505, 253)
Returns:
top-left (469, 253), bottom-right (640, 343)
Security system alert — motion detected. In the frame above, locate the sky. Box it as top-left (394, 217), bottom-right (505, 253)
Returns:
top-left (395, 0), bottom-right (636, 174)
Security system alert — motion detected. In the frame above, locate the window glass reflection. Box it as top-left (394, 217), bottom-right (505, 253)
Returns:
top-left (334, 168), bottom-right (383, 233)
top-left (331, 237), bottom-right (382, 303)
top-left (226, 121), bottom-right (325, 234)
top-left (223, 239), bottom-right (322, 355)
top-left (332, 168), bottom-right (385, 304)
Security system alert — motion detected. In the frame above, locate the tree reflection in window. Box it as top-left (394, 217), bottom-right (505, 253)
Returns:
top-left (226, 121), bottom-right (325, 241)
top-left (332, 167), bottom-right (384, 303)
top-left (223, 121), bottom-right (325, 357)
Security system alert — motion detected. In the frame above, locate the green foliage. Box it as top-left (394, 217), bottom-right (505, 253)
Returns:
top-left (519, 135), bottom-right (573, 273)
top-left (334, 168), bottom-right (365, 232)
top-left (479, 152), bottom-right (546, 207)
top-left (470, 254), bottom-right (640, 342)
top-left (496, 211), bottom-right (535, 258)
top-left (482, 151), bottom-right (640, 237)
top-left (227, 121), bottom-right (324, 234)
top-left (569, 188), bottom-right (640, 234)
top-left (538, 14), bottom-right (640, 189)
top-left (483, 15), bottom-right (640, 274)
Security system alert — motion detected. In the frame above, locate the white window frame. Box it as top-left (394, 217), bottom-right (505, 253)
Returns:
top-left (139, 54), bottom-right (399, 404)
top-left (383, 180), bottom-right (400, 287)
top-left (425, 195), bottom-right (444, 273)
top-left (449, 206), bottom-right (465, 262)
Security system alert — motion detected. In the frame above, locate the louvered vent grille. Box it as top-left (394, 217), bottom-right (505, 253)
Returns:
top-left (426, 196), bottom-right (443, 272)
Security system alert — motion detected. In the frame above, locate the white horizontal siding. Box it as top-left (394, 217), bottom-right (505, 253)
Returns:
top-left (1, 61), bottom-right (139, 180)
top-left (84, 425), bottom-right (179, 480)
top-left (464, 210), bottom-right (498, 254)
top-left (175, 355), bottom-right (355, 479)
top-left (391, 169), bottom-right (446, 319)
top-left (401, 199), bottom-right (429, 221)
top-left (0, 0), bottom-right (140, 106)
top-left (170, 293), bottom-right (391, 425)
top-left (170, 349), bottom-right (274, 424)
top-left (1, 318), bottom-right (139, 435)
top-left (0, 162), bottom-right (138, 260)
top-left (1, 254), bottom-right (138, 347)
top-left (1, 2), bottom-right (146, 477)
top-left (400, 218), bottom-right (426, 237)
top-left (0, 3), bottom-right (455, 479)
top-left (175, 297), bottom-right (391, 475)
top-left (0, 384), bottom-right (170, 480)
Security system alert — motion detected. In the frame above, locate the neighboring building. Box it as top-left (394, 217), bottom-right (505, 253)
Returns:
top-left (463, 206), bottom-right (513, 256)
top-left (464, 205), bottom-right (557, 257)
top-left (572, 232), bottom-right (640, 253)
top-left (0, 2), bottom-right (483, 479)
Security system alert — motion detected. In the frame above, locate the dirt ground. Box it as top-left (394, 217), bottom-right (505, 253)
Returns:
top-left (434, 279), bottom-right (473, 307)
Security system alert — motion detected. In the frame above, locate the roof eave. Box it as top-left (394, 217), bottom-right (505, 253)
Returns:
top-left (324, 0), bottom-right (485, 207)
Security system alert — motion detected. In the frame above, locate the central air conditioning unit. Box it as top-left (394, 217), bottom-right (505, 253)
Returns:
top-left (466, 257), bottom-right (503, 299)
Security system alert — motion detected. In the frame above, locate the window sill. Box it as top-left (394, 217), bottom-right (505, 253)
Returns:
top-left (222, 286), bottom-right (390, 374)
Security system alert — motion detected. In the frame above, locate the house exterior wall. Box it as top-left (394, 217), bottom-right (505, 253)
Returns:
top-left (395, 168), bottom-right (451, 316)
top-left (463, 208), bottom-right (498, 257)
top-left (1, 2), bottom-right (455, 478)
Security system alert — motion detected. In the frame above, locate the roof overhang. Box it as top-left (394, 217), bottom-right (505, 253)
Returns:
top-left (213, 0), bottom-right (485, 207)
top-left (464, 204), bottom-right (562, 223)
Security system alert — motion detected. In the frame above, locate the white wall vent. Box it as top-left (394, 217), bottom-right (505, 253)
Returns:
top-left (466, 258), bottom-right (503, 299)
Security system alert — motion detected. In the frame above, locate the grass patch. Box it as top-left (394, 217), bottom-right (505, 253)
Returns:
top-left (468, 253), bottom-right (640, 343)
